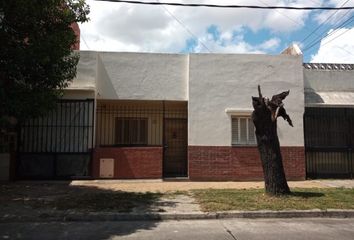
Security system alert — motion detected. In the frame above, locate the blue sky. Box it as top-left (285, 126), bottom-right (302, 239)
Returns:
top-left (80, 0), bottom-right (354, 63)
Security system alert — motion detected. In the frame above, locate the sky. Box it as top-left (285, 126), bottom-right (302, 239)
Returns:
top-left (79, 0), bottom-right (354, 63)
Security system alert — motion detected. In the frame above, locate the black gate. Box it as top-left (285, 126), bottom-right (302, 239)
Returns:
top-left (17, 99), bottom-right (95, 179)
top-left (304, 107), bottom-right (354, 179)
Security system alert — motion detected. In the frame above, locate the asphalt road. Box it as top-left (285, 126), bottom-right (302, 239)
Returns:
top-left (1, 218), bottom-right (354, 240)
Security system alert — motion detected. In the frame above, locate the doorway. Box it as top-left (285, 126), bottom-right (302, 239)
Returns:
top-left (163, 118), bottom-right (188, 177)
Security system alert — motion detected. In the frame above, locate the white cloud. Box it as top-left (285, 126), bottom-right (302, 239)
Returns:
top-left (315, 0), bottom-right (354, 25)
top-left (258, 38), bottom-right (281, 50)
top-left (192, 28), bottom-right (281, 54)
top-left (79, 0), bottom-right (311, 53)
top-left (310, 27), bottom-right (354, 63)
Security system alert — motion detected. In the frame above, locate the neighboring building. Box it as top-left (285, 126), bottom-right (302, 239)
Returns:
top-left (304, 63), bottom-right (354, 179)
top-left (14, 48), bottom-right (354, 180)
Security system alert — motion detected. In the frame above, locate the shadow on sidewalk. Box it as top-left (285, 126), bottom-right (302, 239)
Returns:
top-left (0, 181), bottom-right (162, 238)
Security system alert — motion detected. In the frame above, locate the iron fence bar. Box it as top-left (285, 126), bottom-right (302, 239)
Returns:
top-left (38, 113), bottom-right (42, 152)
top-left (81, 101), bottom-right (84, 152)
top-left (350, 149), bottom-right (353, 179)
top-left (74, 101), bottom-right (78, 152)
top-left (59, 101), bottom-right (63, 152)
top-left (70, 101), bottom-right (74, 152)
top-left (162, 101), bottom-right (166, 177)
top-left (24, 120), bottom-right (29, 152)
top-left (30, 118), bottom-right (34, 152)
top-left (348, 108), bottom-right (353, 179)
top-left (49, 106), bottom-right (53, 152)
top-left (109, 105), bottom-right (112, 143)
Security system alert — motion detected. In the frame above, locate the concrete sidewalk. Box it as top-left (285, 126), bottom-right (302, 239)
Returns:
top-left (1, 180), bottom-right (354, 222)
top-left (69, 179), bottom-right (354, 192)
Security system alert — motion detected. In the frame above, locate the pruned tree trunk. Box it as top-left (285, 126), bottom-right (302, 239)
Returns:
top-left (252, 85), bottom-right (293, 195)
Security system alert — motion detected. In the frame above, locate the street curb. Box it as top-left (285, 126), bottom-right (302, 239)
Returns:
top-left (2, 210), bottom-right (354, 222)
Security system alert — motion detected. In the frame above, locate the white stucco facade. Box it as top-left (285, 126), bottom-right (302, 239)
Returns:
top-left (304, 64), bottom-right (354, 107)
top-left (96, 52), bottom-right (188, 100)
top-left (66, 51), bottom-right (307, 147)
top-left (64, 51), bottom-right (97, 100)
top-left (65, 51), bottom-right (189, 101)
top-left (188, 54), bottom-right (304, 146)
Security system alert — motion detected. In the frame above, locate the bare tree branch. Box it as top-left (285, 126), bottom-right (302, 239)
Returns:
top-left (258, 85), bottom-right (262, 99)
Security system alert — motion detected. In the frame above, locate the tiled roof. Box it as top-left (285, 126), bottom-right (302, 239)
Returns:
top-left (303, 63), bottom-right (354, 71)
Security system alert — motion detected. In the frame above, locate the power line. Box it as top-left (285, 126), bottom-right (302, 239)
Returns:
top-left (303, 26), bottom-right (354, 52)
top-left (257, 0), bottom-right (302, 26)
top-left (300, 0), bottom-right (350, 44)
top-left (313, 27), bottom-right (353, 49)
top-left (303, 14), bottom-right (354, 52)
top-left (95, 0), bottom-right (354, 10)
top-left (257, 0), bottom-right (354, 58)
top-left (156, 0), bottom-right (212, 53)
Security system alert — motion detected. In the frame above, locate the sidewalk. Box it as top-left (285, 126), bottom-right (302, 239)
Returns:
top-left (1, 180), bottom-right (353, 222)
top-left (69, 179), bottom-right (354, 192)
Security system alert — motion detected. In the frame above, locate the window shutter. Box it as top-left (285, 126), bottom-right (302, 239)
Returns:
top-left (231, 118), bottom-right (239, 144)
top-left (248, 119), bottom-right (256, 144)
top-left (231, 116), bottom-right (256, 145)
top-left (240, 118), bottom-right (247, 144)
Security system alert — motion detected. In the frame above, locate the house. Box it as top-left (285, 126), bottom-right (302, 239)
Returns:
top-left (13, 47), bottom-right (354, 180)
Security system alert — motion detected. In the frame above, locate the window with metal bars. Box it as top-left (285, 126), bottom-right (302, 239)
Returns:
top-left (115, 118), bottom-right (148, 145)
top-left (231, 117), bottom-right (256, 145)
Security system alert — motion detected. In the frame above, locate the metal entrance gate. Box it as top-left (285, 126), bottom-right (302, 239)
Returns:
top-left (17, 99), bottom-right (95, 179)
top-left (304, 107), bottom-right (354, 179)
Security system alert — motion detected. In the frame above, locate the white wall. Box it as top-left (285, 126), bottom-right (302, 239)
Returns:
top-left (64, 51), bottom-right (97, 100)
top-left (96, 52), bottom-right (188, 101)
top-left (188, 54), bottom-right (304, 147)
top-left (68, 51), bottom-right (97, 91)
top-left (304, 68), bottom-right (354, 106)
top-left (304, 69), bottom-right (354, 92)
top-left (66, 51), bottom-right (306, 146)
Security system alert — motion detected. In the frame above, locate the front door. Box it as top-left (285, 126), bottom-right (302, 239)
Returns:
top-left (163, 118), bottom-right (188, 177)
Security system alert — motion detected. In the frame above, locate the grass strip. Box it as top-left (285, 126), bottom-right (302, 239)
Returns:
top-left (191, 188), bottom-right (354, 212)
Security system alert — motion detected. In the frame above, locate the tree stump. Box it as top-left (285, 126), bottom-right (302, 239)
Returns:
top-left (252, 85), bottom-right (293, 195)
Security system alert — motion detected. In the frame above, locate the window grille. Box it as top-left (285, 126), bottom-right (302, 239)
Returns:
top-left (115, 118), bottom-right (148, 145)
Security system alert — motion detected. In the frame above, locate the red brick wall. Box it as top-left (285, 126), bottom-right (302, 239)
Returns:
top-left (188, 146), bottom-right (305, 181)
top-left (92, 147), bottom-right (163, 179)
top-left (71, 22), bottom-right (80, 50)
